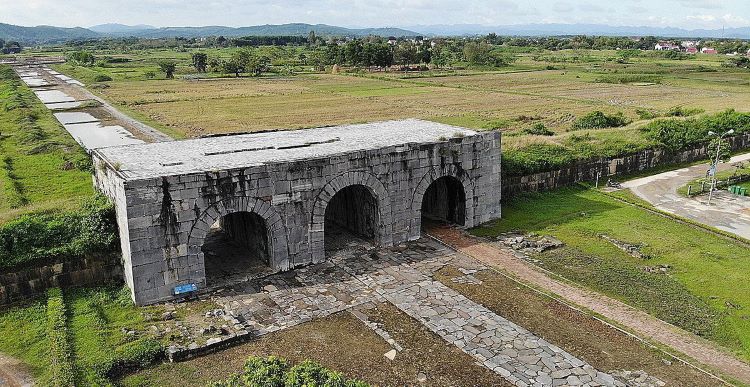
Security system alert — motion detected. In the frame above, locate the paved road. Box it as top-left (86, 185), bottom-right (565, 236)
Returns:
top-left (622, 153), bottom-right (750, 240)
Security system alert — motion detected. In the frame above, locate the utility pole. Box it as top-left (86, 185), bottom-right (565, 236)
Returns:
top-left (707, 129), bottom-right (735, 205)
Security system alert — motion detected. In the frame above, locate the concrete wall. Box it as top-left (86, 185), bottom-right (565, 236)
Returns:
top-left (503, 133), bottom-right (750, 197)
top-left (0, 253), bottom-right (123, 305)
top-left (93, 132), bottom-right (501, 305)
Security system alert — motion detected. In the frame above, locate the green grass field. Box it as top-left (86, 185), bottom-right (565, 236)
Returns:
top-left (0, 65), bottom-right (94, 225)
top-left (472, 186), bottom-right (750, 361)
top-left (0, 286), bottom-right (164, 383)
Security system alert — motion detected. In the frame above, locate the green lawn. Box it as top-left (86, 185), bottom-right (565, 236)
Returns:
top-left (472, 186), bottom-right (750, 361)
top-left (0, 287), bottom-right (164, 384)
top-left (0, 65), bottom-right (94, 225)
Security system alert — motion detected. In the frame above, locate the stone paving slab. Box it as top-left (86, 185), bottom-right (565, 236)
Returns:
top-left (46, 101), bottom-right (83, 110)
top-left (64, 122), bottom-right (145, 150)
top-left (54, 111), bottom-right (99, 125)
top-left (33, 89), bottom-right (75, 104)
top-left (212, 239), bottom-right (616, 386)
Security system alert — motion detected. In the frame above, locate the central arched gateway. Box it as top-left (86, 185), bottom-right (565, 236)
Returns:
top-left (310, 171), bottom-right (393, 262)
top-left (324, 184), bottom-right (379, 251)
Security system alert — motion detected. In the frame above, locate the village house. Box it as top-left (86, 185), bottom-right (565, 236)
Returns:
top-left (654, 42), bottom-right (680, 51)
top-left (701, 47), bottom-right (718, 54)
top-left (685, 47), bottom-right (698, 54)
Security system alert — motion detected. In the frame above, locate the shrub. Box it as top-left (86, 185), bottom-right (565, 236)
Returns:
top-left (210, 356), bottom-right (369, 387)
top-left (572, 111), bottom-right (629, 130)
top-left (93, 74), bottom-right (112, 82)
top-left (0, 194), bottom-right (118, 269)
top-left (665, 106), bottom-right (704, 117)
top-left (636, 109), bottom-right (659, 120)
top-left (522, 123), bottom-right (554, 136)
top-left (144, 71), bottom-right (156, 79)
top-left (45, 288), bottom-right (75, 387)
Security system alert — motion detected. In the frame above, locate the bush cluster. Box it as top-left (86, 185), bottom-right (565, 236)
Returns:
top-left (643, 109), bottom-right (750, 151)
top-left (93, 74), bottom-right (113, 82)
top-left (572, 111), bottom-right (629, 130)
top-left (45, 288), bottom-right (75, 387)
top-left (522, 123), bottom-right (554, 136)
top-left (210, 356), bottom-right (369, 387)
top-left (0, 194), bottom-right (118, 269)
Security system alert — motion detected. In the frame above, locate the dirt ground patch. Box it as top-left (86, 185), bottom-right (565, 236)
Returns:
top-left (119, 302), bottom-right (510, 386)
top-left (434, 265), bottom-right (722, 386)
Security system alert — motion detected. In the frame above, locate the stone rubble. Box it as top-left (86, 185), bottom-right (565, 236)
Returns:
top-left (496, 233), bottom-right (565, 254)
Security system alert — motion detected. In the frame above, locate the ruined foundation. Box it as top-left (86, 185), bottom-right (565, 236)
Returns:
top-left (92, 119), bottom-right (502, 305)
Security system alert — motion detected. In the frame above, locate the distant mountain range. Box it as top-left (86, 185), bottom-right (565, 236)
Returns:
top-left (407, 23), bottom-right (750, 39)
top-left (2, 22), bottom-right (750, 45)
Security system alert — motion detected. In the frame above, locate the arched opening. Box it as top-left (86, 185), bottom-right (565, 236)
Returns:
top-left (202, 211), bottom-right (273, 287)
top-left (324, 184), bottom-right (379, 252)
top-left (421, 176), bottom-right (466, 227)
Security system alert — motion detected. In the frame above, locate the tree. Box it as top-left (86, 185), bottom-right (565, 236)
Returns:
top-left (463, 41), bottom-right (492, 65)
top-left (158, 60), bottom-right (176, 79)
top-left (307, 30), bottom-right (317, 46)
top-left (221, 50), bottom-right (251, 77)
top-left (67, 51), bottom-right (95, 66)
top-left (192, 52), bottom-right (208, 72)
top-left (393, 43), bottom-right (418, 66)
top-left (247, 54), bottom-right (271, 76)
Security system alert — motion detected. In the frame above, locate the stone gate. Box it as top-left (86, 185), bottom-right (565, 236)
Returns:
top-left (92, 119), bottom-right (501, 305)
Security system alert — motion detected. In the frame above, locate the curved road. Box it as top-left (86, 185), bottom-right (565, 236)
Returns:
top-left (622, 153), bottom-right (750, 240)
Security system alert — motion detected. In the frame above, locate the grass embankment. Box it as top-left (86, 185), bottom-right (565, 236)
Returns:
top-left (472, 186), bottom-right (750, 361)
top-left (0, 286), bottom-right (164, 385)
top-left (0, 65), bottom-right (93, 224)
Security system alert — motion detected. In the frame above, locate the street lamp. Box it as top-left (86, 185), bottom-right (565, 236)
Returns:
top-left (707, 129), bottom-right (735, 205)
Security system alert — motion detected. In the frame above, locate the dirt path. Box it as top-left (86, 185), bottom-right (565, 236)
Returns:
top-left (427, 225), bottom-right (750, 385)
top-left (0, 354), bottom-right (34, 387)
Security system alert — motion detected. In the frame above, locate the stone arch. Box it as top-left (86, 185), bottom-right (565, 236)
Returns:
top-left (410, 165), bottom-right (475, 236)
top-left (309, 171), bottom-right (393, 262)
top-left (186, 197), bottom-right (289, 286)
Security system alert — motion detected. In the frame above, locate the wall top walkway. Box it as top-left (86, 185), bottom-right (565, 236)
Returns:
top-left (94, 119), bottom-right (479, 180)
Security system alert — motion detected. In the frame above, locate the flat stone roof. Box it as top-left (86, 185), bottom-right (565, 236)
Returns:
top-left (96, 119), bottom-right (478, 180)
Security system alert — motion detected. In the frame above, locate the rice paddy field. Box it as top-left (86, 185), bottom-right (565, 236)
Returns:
top-left (47, 49), bottom-right (750, 160)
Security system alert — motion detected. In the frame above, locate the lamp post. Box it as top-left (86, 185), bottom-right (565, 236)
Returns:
top-left (707, 129), bottom-right (735, 205)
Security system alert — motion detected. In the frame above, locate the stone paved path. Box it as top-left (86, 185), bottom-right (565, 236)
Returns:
top-left (213, 240), bottom-right (616, 386)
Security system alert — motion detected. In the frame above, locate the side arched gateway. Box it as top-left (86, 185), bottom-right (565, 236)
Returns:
top-left (309, 171), bottom-right (393, 262)
top-left (186, 197), bottom-right (289, 288)
top-left (410, 165), bottom-right (475, 238)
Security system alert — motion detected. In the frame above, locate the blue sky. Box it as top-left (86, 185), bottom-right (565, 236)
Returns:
top-left (1, 0), bottom-right (748, 30)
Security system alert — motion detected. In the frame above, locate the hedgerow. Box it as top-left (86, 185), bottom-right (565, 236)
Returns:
top-left (0, 194), bottom-right (118, 269)
top-left (45, 288), bottom-right (76, 387)
top-left (643, 109), bottom-right (750, 151)
top-left (210, 356), bottom-right (369, 387)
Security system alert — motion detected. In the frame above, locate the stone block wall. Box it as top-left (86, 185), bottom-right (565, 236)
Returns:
top-left (93, 131), bottom-right (502, 305)
top-left (0, 253), bottom-right (123, 305)
top-left (503, 133), bottom-right (750, 197)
